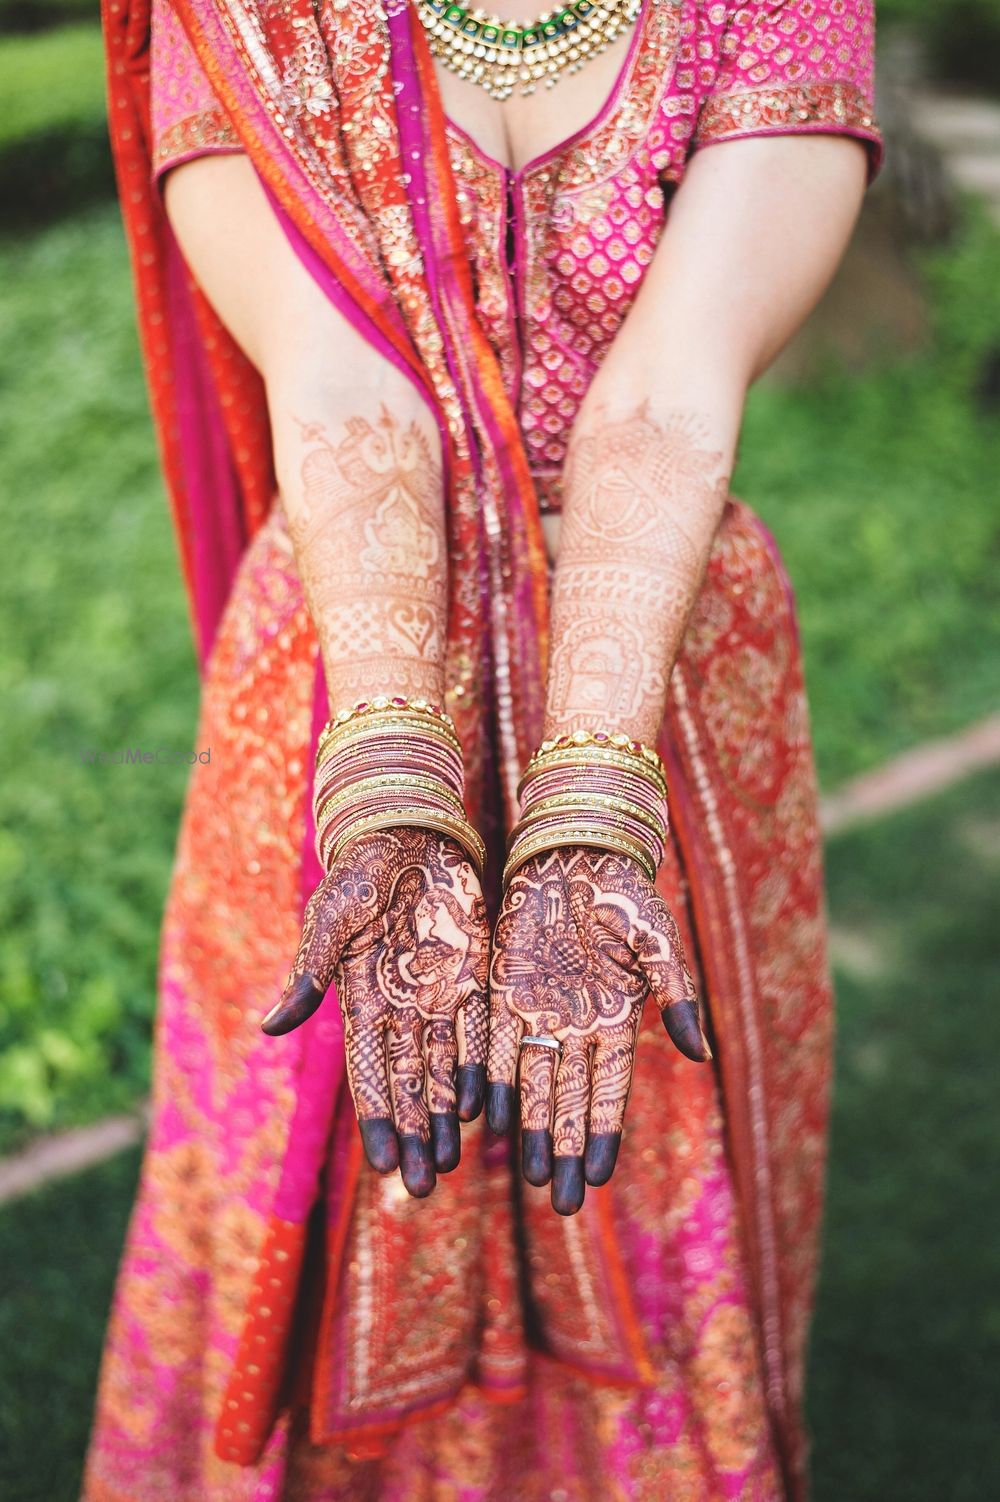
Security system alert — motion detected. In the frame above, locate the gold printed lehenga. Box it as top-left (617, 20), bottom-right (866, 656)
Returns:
top-left (86, 1), bottom-right (882, 1498)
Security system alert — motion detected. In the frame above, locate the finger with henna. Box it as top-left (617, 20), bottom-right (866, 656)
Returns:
top-left (261, 875), bottom-right (363, 1036)
top-left (585, 1013), bottom-right (639, 1185)
top-left (457, 983), bottom-right (488, 1122)
top-left (486, 961), bottom-right (522, 1136)
top-left (387, 1017), bottom-right (436, 1197)
top-left (551, 1039), bottom-right (590, 1215)
top-left (519, 1043), bottom-right (556, 1186)
top-left (425, 1017), bottom-right (461, 1173)
top-left (633, 890), bottom-right (711, 1062)
top-left (339, 984), bottom-right (399, 1174)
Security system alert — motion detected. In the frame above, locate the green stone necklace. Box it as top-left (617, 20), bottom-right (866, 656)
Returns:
top-left (416, 0), bottom-right (642, 101)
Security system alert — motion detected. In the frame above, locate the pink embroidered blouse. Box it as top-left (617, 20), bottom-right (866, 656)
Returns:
top-left (151, 0), bottom-right (882, 514)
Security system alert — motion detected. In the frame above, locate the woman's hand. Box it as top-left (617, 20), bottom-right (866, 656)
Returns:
top-left (262, 828), bottom-right (489, 1198)
top-left (486, 847), bottom-right (710, 1215)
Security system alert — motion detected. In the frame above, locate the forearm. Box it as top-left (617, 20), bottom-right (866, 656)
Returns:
top-left (545, 373), bottom-right (740, 745)
top-left (546, 135), bottom-right (867, 747)
top-left (271, 372), bottom-right (447, 712)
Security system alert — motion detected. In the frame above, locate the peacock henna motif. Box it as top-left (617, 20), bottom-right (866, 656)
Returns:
top-left (487, 846), bottom-right (710, 1214)
top-left (263, 828), bottom-right (489, 1197)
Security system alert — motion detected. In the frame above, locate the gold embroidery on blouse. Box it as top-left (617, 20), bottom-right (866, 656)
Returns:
top-left (695, 80), bottom-right (878, 146)
top-left (154, 105), bottom-right (242, 170)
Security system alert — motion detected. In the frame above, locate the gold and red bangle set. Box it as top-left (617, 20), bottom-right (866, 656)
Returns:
top-left (503, 730), bottom-right (668, 888)
top-left (314, 698), bottom-right (667, 887)
top-left (313, 695), bottom-right (486, 875)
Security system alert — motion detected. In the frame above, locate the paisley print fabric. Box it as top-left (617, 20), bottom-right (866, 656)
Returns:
top-left (88, 2), bottom-right (883, 1498)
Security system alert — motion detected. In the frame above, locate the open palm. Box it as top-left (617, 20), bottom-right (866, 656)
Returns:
top-left (487, 847), bottom-right (709, 1214)
top-left (262, 828), bottom-right (489, 1198)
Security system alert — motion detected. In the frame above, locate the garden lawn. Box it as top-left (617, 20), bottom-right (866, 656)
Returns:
top-left (0, 206), bottom-right (197, 1148)
top-left (2, 769), bottom-right (998, 1500)
top-left (740, 203), bottom-right (1000, 784)
top-left (1, 194), bottom-right (998, 1144)
top-left (0, 25), bottom-right (105, 152)
top-left (809, 765), bottom-right (1000, 1501)
top-left (0, 23), bottom-right (113, 225)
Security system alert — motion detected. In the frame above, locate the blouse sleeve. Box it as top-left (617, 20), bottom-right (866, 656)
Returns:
top-left (690, 0), bottom-right (884, 181)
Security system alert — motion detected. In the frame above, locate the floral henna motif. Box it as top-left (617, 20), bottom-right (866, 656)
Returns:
top-left (547, 403), bottom-right (730, 745)
top-left (487, 846), bottom-right (710, 1214)
top-left (286, 406), bottom-right (448, 711)
top-left (263, 829), bottom-right (489, 1197)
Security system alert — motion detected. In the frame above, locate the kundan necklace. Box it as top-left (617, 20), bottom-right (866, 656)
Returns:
top-left (416, 0), bottom-right (643, 100)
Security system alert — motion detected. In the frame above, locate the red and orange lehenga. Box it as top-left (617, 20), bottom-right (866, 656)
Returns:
top-left (87, 2), bottom-right (882, 1498)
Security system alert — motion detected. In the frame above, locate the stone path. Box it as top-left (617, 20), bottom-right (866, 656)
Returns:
top-left (821, 712), bottom-right (1000, 834)
top-left (1, 712), bottom-right (997, 1208)
top-left (0, 1107), bottom-right (147, 1207)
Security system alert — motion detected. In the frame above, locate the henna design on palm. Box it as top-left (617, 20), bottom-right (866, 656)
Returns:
top-left (262, 829), bottom-right (489, 1197)
top-left (487, 847), bottom-right (711, 1215)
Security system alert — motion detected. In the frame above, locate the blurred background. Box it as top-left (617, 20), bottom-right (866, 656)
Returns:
top-left (1, 2), bottom-right (998, 1498)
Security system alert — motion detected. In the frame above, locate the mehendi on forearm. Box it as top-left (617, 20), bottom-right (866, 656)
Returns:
top-left (546, 403), bottom-right (731, 744)
top-left (285, 405), bottom-right (448, 709)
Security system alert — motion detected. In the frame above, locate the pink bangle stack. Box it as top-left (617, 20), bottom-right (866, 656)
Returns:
top-left (504, 730), bottom-right (669, 888)
top-left (312, 696), bottom-right (486, 876)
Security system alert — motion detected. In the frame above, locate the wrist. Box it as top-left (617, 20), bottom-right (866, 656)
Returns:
top-left (503, 731), bottom-right (668, 889)
top-left (314, 696), bottom-right (485, 875)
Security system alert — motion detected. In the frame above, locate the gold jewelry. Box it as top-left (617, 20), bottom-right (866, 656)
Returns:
top-left (503, 824), bottom-right (655, 888)
top-left (518, 747), bottom-right (667, 800)
top-left (416, 0), bottom-right (642, 101)
top-left (315, 774), bottom-right (466, 828)
top-left (317, 715), bottom-right (462, 770)
top-left (316, 695), bottom-right (458, 765)
top-left (525, 728), bottom-right (666, 782)
top-left (508, 791), bottom-right (666, 844)
top-left (333, 808), bottom-right (487, 876)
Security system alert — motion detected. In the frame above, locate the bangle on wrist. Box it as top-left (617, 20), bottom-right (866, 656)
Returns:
top-left (313, 694), bottom-right (483, 876)
top-left (504, 731), bottom-right (668, 890)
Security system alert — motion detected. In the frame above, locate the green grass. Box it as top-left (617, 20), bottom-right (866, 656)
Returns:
top-left (0, 24), bottom-right (105, 150)
top-left (740, 203), bottom-right (1000, 785)
top-left (1, 770), bottom-right (998, 1499)
top-left (809, 766), bottom-right (1000, 1501)
top-left (0, 1148), bottom-right (140, 1502)
top-left (0, 23), bottom-right (114, 226)
top-left (0, 205), bottom-right (197, 1147)
top-left (0, 190), bottom-right (998, 1144)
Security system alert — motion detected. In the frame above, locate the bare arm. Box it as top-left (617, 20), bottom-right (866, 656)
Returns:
top-left (488, 135), bottom-right (870, 1213)
top-left (546, 133), bottom-right (868, 743)
top-left (163, 156), bottom-right (447, 711)
top-left (164, 157), bottom-right (486, 1198)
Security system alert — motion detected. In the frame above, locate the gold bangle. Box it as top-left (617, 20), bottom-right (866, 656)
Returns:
top-left (315, 774), bottom-right (465, 828)
top-left (330, 808), bottom-right (486, 877)
top-left (316, 714), bottom-right (462, 763)
top-left (321, 693), bottom-right (456, 736)
top-left (518, 747), bottom-right (667, 800)
top-left (512, 822), bottom-right (657, 875)
top-left (509, 792), bottom-right (666, 843)
top-left (503, 826), bottom-right (656, 889)
top-left (526, 730), bottom-right (666, 782)
top-left (317, 696), bottom-right (458, 764)
top-left (317, 714), bottom-right (462, 769)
